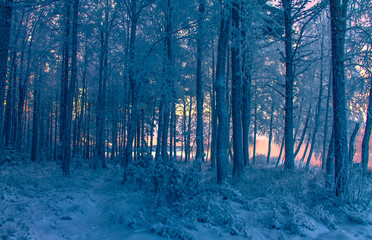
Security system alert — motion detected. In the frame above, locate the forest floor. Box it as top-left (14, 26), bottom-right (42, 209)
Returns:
top-left (1, 152), bottom-right (372, 240)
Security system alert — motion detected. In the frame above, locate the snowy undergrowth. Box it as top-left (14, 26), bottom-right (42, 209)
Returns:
top-left (125, 160), bottom-right (372, 240)
top-left (1, 151), bottom-right (372, 240)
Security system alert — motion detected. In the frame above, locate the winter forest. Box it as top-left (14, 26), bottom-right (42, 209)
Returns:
top-left (1, 0), bottom-right (372, 239)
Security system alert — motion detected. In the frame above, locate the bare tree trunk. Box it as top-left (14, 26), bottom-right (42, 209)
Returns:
top-left (196, 0), bottom-right (205, 161)
top-left (242, 10), bottom-right (252, 168)
top-left (123, 1), bottom-right (139, 183)
top-left (60, 0), bottom-right (71, 176)
top-left (186, 95), bottom-right (192, 161)
top-left (149, 101), bottom-right (156, 156)
top-left (283, 0), bottom-right (294, 170)
top-left (160, 0), bottom-right (173, 161)
top-left (322, 70), bottom-right (332, 169)
top-left (63, 0), bottom-right (79, 176)
top-left (231, 0), bottom-right (244, 177)
top-left (215, 2), bottom-right (230, 184)
top-left (155, 99), bottom-right (163, 160)
top-left (210, 50), bottom-right (217, 167)
top-left (31, 84), bottom-right (40, 162)
top-left (0, 0), bottom-right (13, 148)
top-left (330, 0), bottom-right (350, 196)
top-left (267, 102), bottom-right (274, 163)
top-left (252, 99), bottom-right (257, 165)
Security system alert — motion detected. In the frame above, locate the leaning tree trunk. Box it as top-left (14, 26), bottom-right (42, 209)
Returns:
top-left (294, 105), bottom-right (311, 159)
top-left (305, 74), bottom-right (324, 169)
top-left (306, 32), bottom-right (326, 169)
top-left (330, 0), bottom-right (350, 197)
top-left (348, 122), bottom-right (359, 164)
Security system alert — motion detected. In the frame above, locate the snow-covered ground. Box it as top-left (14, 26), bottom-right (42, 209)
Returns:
top-left (1, 154), bottom-right (371, 240)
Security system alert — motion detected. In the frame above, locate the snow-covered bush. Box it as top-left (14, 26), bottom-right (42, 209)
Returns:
top-left (126, 158), bottom-right (202, 206)
top-left (151, 223), bottom-right (195, 240)
top-left (311, 205), bottom-right (337, 230)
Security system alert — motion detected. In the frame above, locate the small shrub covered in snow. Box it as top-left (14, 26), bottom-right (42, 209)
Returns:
top-left (311, 205), bottom-right (337, 230)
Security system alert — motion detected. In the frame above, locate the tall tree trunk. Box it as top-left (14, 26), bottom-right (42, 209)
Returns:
top-left (330, 0), bottom-right (350, 196)
top-left (361, 77), bottom-right (372, 176)
top-left (156, 98), bottom-right (163, 160)
top-left (186, 95), bottom-right (192, 161)
top-left (195, 0), bottom-right (205, 161)
top-left (123, 2), bottom-right (139, 182)
top-left (242, 8), bottom-right (252, 167)
top-left (267, 101), bottom-right (274, 163)
top-left (231, 0), bottom-right (244, 177)
top-left (31, 86), bottom-right (40, 162)
top-left (215, 2), bottom-right (230, 184)
top-left (161, 0), bottom-right (173, 160)
top-left (96, 5), bottom-right (110, 168)
top-left (210, 50), bottom-right (217, 167)
top-left (322, 71), bottom-right (332, 170)
top-left (252, 98), bottom-right (257, 165)
top-left (60, 0), bottom-right (71, 175)
top-left (283, 0), bottom-right (294, 170)
top-left (173, 106), bottom-right (177, 159)
top-left (0, 0), bottom-right (13, 148)
top-left (149, 101), bottom-right (156, 156)
top-left (63, 0), bottom-right (79, 176)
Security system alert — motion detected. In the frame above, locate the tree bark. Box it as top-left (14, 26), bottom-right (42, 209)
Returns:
top-left (283, 0), bottom-right (294, 170)
top-left (60, 0), bottom-right (71, 176)
top-left (0, 0), bottom-right (13, 148)
top-left (267, 101), bottom-right (274, 163)
top-left (322, 70), bottom-right (332, 170)
top-left (215, 2), bottom-right (230, 184)
top-left (195, 0), bottom-right (205, 161)
top-left (330, 0), bottom-right (350, 196)
top-left (231, 0), bottom-right (244, 177)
